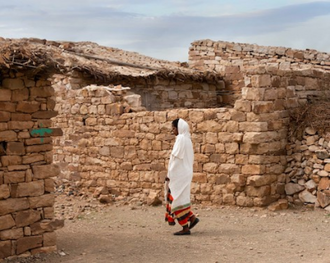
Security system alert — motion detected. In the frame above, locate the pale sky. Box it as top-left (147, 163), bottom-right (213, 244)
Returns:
top-left (1, 0), bottom-right (330, 61)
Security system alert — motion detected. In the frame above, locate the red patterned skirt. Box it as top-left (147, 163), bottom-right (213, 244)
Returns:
top-left (165, 189), bottom-right (193, 227)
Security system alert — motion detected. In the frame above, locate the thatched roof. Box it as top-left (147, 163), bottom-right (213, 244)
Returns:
top-left (0, 37), bottom-right (221, 83)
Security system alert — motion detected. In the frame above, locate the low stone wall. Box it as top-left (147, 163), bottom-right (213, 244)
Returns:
top-left (52, 78), bottom-right (293, 208)
top-left (286, 127), bottom-right (330, 210)
top-left (0, 72), bottom-right (63, 260)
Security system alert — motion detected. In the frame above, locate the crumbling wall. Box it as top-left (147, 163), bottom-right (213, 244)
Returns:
top-left (189, 39), bottom-right (330, 210)
top-left (0, 71), bottom-right (63, 260)
top-left (189, 39), bottom-right (330, 106)
top-left (52, 71), bottom-right (298, 208)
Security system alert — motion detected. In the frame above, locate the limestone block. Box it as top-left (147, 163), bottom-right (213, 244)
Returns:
top-left (32, 110), bottom-right (58, 119)
top-left (0, 111), bottom-right (10, 122)
top-left (239, 122), bottom-right (268, 132)
top-left (0, 198), bottom-right (29, 216)
top-left (146, 190), bottom-right (162, 206)
top-left (231, 174), bottom-right (246, 186)
top-left (324, 163), bottom-right (330, 172)
top-left (16, 180), bottom-right (44, 197)
top-left (223, 194), bottom-right (235, 204)
top-left (218, 132), bottom-right (243, 142)
top-left (30, 219), bottom-right (64, 235)
top-left (299, 190), bottom-right (316, 203)
top-left (43, 231), bottom-right (57, 246)
top-left (17, 235), bottom-right (43, 254)
top-left (0, 185), bottom-right (10, 200)
top-left (247, 175), bottom-right (277, 186)
top-left (264, 88), bottom-right (278, 101)
top-left (231, 110), bottom-right (246, 121)
top-left (202, 163), bottom-right (217, 173)
top-left (6, 142), bottom-right (25, 155)
top-left (225, 142), bottom-right (239, 154)
top-left (120, 162), bottom-right (133, 171)
top-left (15, 209), bottom-right (41, 227)
top-left (4, 171), bottom-right (25, 183)
top-left (252, 101), bottom-right (274, 114)
top-left (31, 245), bottom-right (57, 255)
top-left (17, 101), bottom-right (40, 113)
top-left (201, 144), bottom-right (215, 154)
top-left (0, 227), bottom-right (23, 240)
top-left (0, 102), bottom-right (15, 112)
top-left (243, 132), bottom-right (279, 144)
top-left (26, 144), bottom-right (53, 153)
top-left (236, 154), bottom-right (248, 164)
top-left (0, 215), bottom-right (15, 231)
top-left (285, 183), bottom-right (304, 195)
top-left (317, 191), bottom-right (330, 208)
top-left (218, 164), bottom-right (240, 174)
top-left (25, 138), bottom-right (52, 146)
top-left (242, 87), bottom-right (265, 101)
top-left (246, 185), bottom-right (271, 197)
top-left (318, 178), bottom-right (330, 190)
top-left (43, 207), bottom-right (54, 219)
top-left (29, 194), bottom-right (54, 209)
top-left (0, 89), bottom-right (11, 101)
top-left (8, 121), bottom-right (34, 130)
top-left (44, 178), bottom-right (54, 193)
top-left (234, 100), bottom-right (251, 112)
top-left (70, 104), bottom-right (80, 114)
top-left (242, 165), bottom-right (265, 175)
top-left (32, 164), bottom-right (60, 179)
top-left (0, 131), bottom-right (17, 141)
top-left (192, 173), bottom-right (207, 183)
top-left (22, 154), bottom-right (44, 164)
top-left (2, 78), bottom-right (25, 90)
top-left (318, 170), bottom-right (329, 177)
top-left (223, 121), bottom-right (239, 132)
top-left (12, 88), bottom-right (29, 101)
top-left (189, 111), bottom-right (204, 123)
top-left (197, 120), bottom-right (221, 132)
top-left (0, 240), bottom-right (11, 259)
top-left (236, 196), bottom-right (254, 207)
top-left (99, 147), bottom-right (110, 156)
top-left (204, 132), bottom-right (218, 144)
top-left (267, 199), bottom-right (288, 211)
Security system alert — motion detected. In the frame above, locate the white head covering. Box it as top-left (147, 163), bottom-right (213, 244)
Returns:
top-left (171, 119), bottom-right (191, 159)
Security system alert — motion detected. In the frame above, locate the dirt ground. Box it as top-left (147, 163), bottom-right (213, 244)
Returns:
top-left (4, 194), bottom-right (330, 263)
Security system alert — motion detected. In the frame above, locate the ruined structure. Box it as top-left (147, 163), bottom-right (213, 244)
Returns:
top-left (1, 37), bottom-right (330, 260)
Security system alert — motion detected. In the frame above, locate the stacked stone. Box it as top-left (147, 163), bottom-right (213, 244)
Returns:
top-left (188, 40), bottom-right (330, 107)
top-left (286, 127), bottom-right (330, 210)
top-left (0, 72), bottom-right (63, 260)
top-left (52, 76), bottom-right (292, 208)
top-left (189, 40), bottom-right (330, 72)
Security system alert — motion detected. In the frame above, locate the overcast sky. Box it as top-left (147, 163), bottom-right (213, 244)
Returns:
top-left (1, 0), bottom-right (330, 61)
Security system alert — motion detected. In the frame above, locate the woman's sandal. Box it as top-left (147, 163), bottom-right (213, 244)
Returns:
top-left (174, 230), bottom-right (191, 235)
top-left (189, 217), bottom-right (200, 229)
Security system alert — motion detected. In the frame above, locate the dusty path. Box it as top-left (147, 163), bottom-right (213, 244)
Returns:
top-left (5, 198), bottom-right (330, 263)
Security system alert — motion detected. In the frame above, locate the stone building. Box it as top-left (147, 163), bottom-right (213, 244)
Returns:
top-left (1, 37), bottom-right (330, 260)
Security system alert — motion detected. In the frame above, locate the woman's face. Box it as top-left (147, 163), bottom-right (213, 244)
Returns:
top-left (172, 125), bottom-right (178, 136)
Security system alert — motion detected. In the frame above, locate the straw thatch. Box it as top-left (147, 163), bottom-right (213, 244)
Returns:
top-left (0, 37), bottom-right (222, 83)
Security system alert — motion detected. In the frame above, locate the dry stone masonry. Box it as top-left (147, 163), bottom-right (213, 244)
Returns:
top-left (0, 71), bottom-right (63, 260)
top-left (2, 38), bottom-right (330, 261)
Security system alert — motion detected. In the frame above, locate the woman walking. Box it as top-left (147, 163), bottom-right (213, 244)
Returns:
top-left (165, 118), bottom-right (199, 235)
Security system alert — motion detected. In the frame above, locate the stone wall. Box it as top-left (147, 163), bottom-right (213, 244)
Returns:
top-left (189, 40), bottom-right (330, 106)
top-left (52, 71), bottom-right (298, 208)
top-left (286, 127), bottom-right (330, 211)
top-left (56, 73), bottom-right (224, 111)
top-left (188, 39), bottom-right (330, 210)
top-left (0, 71), bottom-right (63, 260)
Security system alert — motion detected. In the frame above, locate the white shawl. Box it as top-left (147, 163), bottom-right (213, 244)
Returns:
top-left (167, 119), bottom-right (194, 212)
